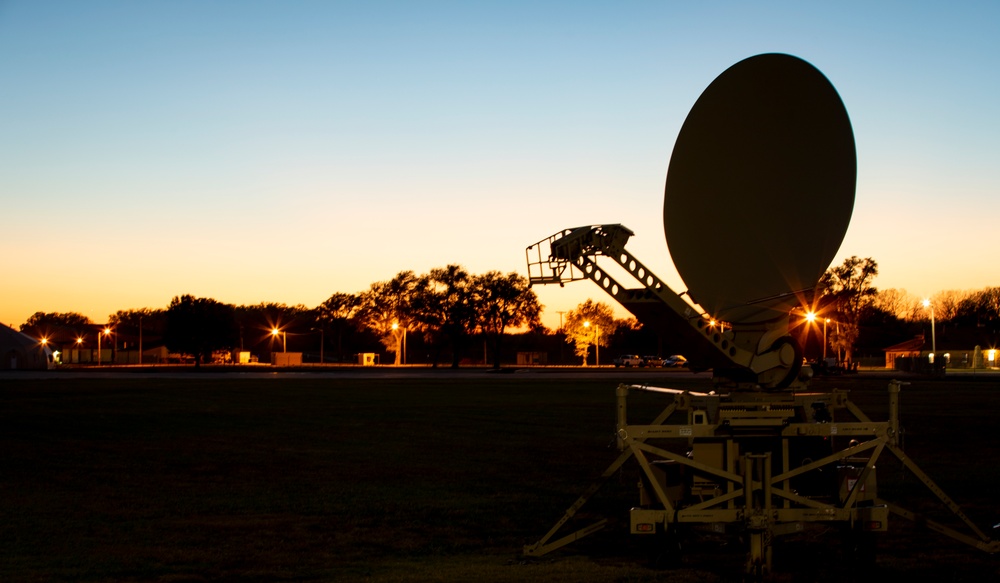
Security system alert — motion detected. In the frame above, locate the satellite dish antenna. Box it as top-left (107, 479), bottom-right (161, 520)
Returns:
top-left (527, 53), bottom-right (856, 389)
top-left (664, 53), bottom-right (856, 324)
top-left (525, 56), bottom-right (999, 574)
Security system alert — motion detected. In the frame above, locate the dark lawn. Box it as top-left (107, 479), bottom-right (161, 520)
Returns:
top-left (2, 373), bottom-right (999, 582)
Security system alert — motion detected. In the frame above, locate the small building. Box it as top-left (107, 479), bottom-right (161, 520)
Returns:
top-left (1, 324), bottom-right (54, 370)
top-left (885, 332), bottom-right (1000, 372)
top-left (517, 351), bottom-right (548, 365)
top-left (272, 352), bottom-right (303, 366)
top-left (884, 335), bottom-right (924, 369)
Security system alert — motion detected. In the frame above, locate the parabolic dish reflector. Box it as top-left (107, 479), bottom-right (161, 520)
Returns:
top-left (664, 53), bottom-right (855, 324)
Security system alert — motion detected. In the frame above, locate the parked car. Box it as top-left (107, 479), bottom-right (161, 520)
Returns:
top-left (642, 355), bottom-right (664, 367)
top-left (808, 357), bottom-right (844, 376)
top-left (663, 354), bottom-right (688, 367)
top-left (613, 354), bottom-right (644, 367)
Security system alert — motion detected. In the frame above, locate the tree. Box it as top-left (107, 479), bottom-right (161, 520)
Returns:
top-left (929, 290), bottom-right (970, 323)
top-left (563, 300), bottom-right (617, 365)
top-left (356, 271), bottom-right (420, 365)
top-left (412, 265), bottom-right (477, 368)
top-left (874, 288), bottom-right (921, 322)
top-left (475, 271), bottom-right (542, 369)
top-left (954, 287), bottom-right (1000, 329)
top-left (856, 303), bottom-right (910, 357)
top-left (819, 256), bottom-right (878, 364)
top-left (105, 308), bottom-right (166, 362)
top-left (20, 311), bottom-right (91, 338)
top-left (318, 292), bottom-right (363, 361)
top-left (20, 312), bottom-right (90, 340)
top-left (108, 308), bottom-right (166, 338)
top-left (164, 295), bottom-right (239, 367)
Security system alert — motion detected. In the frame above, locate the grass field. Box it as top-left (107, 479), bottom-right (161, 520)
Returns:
top-left (2, 371), bottom-right (999, 582)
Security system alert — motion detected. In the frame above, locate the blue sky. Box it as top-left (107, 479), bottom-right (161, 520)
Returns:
top-left (2, 1), bottom-right (998, 329)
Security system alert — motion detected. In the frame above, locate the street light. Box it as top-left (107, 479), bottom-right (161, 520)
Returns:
top-left (391, 322), bottom-right (407, 365)
top-left (805, 312), bottom-right (816, 358)
top-left (584, 321), bottom-right (600, 367)
top-left (271, 327), bottom-right (286, 352)
top-left (923, 299), bottom-right (936, 355)
top-left (807, 311), bottom-right (842, 363)
top-left (98, 327), bottom-right (111, 366)
top-left (823, 318), bottom-right (830, 361)
top-left (804, 312), bottom-right (830, 361)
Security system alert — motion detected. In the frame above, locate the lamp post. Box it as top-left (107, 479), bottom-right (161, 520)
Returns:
top-left (391, 322), bottom-right (406, 365)
top-left (805, 312), bottom-right (817, 360)
top-left (804, 312), bottom-right (830, 362)
top-left (311, 327), bottom-right (324, 364)
top-left (271, 327), bottom-right (286, 352)
top-left (584, 321), bottom-right (600, 367)
top-left (823, 318), bottom-right (829, 361)
top-left (97, 328), bottom-right (111, 366)
top-left (923, 299), bottom-right (936, 355)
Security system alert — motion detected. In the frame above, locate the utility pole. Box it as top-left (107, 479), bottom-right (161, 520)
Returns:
top-left (556, 311), bottom-right (567, 364)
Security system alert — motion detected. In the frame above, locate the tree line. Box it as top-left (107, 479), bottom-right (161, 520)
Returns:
top-left (813, 256), bottom-right (1000, 365)
top-left (20, 265), bottom-right (542, 369)
top-left (18, 257), bottom-right (1000, 368)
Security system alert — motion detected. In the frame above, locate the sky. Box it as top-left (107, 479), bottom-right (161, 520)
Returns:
top-left (2, 1), bottom-right (998, 331)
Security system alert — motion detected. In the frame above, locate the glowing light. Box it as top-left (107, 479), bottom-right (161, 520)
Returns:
top-left (989, 349), bottom-right (996, 363)
top-left (922, 299), bottom-right (931, 308)
top-left (103, 327), bottom-right (112, 335)
top-left (76, 337), bottom-right (83, 345)
top-left (270, 327), bottom-right (286, 352)
top-left (40, 337), bottom-right (48, 345)
top-left (581, 321), bottom-right (599, 366)
top-left (805, 311), bottom-right (817, 323)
